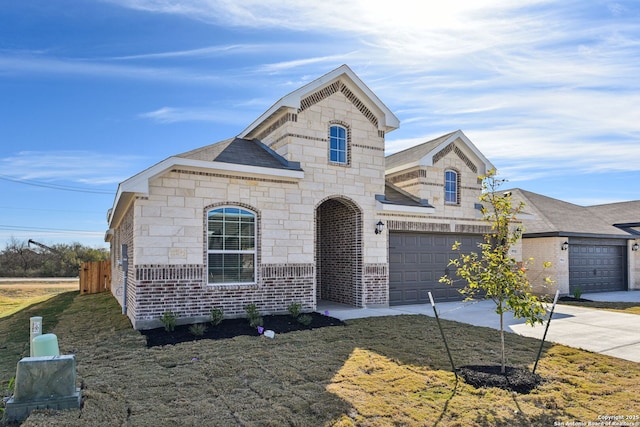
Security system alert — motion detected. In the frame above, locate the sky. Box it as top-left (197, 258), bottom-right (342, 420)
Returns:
top-left (1, 0), bottom-right (639, 250)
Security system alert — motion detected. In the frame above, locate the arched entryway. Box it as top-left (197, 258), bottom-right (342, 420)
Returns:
top-left (315, 197), bottom-right (363, 307)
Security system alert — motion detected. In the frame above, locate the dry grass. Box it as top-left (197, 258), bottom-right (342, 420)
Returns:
top-left (0, 280), bottom-right (78, 319)
top-left (558, 300), bottom-right (640, 315)
top-left (2, 292), bottom-right (639, 426)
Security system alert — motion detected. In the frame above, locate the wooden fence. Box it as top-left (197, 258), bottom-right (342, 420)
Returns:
top-left (79, 260), bottom-right (111, 295)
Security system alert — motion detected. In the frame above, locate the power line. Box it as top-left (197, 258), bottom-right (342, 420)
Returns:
top-left (0, 225), bottom-right (103, 235)
top-left (0, 206), bottom-right (105, 215)
top-left (0, 174), bottom-right (114, 194)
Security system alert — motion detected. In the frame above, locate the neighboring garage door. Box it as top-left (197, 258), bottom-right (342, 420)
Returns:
top-left (389, 232), bottom-right (484, 305)
top-left (569, 239), bottom-right (627, 294)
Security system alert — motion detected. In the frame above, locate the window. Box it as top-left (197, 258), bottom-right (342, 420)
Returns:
top-left (445, 170), bottom-right (458, 204)
top-left (207, 207), bottom-right (256, 284)
top-left (329, 125), bottom-right (347, 164)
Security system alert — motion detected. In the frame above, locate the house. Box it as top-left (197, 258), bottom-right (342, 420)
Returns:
top-left (508, 189), bottom-right (640, 296)
top-left (105, 64), bottom-right (496, 329)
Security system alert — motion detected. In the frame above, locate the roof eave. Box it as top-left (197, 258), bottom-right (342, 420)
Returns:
top-left (376, 200), bottom-right (436, 214)
top-left (523, 231), bottom-right (635, 239)
top-left (107, 157), bottom-right (304, 228)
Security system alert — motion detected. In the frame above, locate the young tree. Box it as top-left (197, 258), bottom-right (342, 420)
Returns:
top-left (440, 170), bottom-right (550, 373)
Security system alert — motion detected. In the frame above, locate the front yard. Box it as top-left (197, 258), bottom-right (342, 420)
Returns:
top-left (2, 292), bottom-right (639, 426)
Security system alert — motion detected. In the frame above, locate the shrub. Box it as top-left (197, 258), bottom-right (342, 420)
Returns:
top-left (573, 287), bottom-right (583, 300)
top-left (297, 314), bottom-right (313, 326)
top-left (210, 307), bottom-right (224, 326)
top-left (287, 302), bottom-right (302, 319)
top-left (159, 311), bottom-right (177, 332)
top-left (188, 323), bottom-right (208, 336)
top-left (244, 304), bottom-right (263, 328)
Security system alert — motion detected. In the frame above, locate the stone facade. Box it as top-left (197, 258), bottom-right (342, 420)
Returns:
top-left (106, 65), bottom-right (496, 329)
top-left (630, 240), bottom-right (640, 290)
top-left (522, 236), bottom-right (569, 296)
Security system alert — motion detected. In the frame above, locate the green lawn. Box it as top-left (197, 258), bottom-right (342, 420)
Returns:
top-left (2, 292), bottom-right (639, 426)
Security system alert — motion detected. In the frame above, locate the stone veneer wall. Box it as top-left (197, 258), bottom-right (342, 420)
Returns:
top-left (129, 263), bottom-right (314, 330)
top-left (522, 236), bottom-right (569, 296)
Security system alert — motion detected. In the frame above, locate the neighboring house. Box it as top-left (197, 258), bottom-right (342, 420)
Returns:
top-left (508, 189), bottom-right (639, 296)
top-left (105, 64), bottom-right (495, 329)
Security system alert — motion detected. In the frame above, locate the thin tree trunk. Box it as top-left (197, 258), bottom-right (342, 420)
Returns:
top-left (500, 306), bottom-right (506, 374)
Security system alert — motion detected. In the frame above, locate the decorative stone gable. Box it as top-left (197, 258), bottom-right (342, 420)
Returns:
top-left (432, 142), bottom-right (478, 174)
top-left (299, 80), bottom-right (380, 130)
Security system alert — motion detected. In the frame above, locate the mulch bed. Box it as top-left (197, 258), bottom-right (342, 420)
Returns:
top-left (457, 365), bottom-right (542, 394)
top-left (141, 312), bottom-right (345, 348)
top-left (558, 296), bottom-right (593, 302)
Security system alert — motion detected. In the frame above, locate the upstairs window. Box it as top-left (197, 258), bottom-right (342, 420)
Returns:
top-left (207, 207), bottom-right (256, 284)
top-left (445, 170), bottom-right (459, 205)
top-left (329, 125), bottom-right (348, 164)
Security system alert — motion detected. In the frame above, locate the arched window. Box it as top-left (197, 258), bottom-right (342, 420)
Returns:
top-left (329, 125), bottom-right (348, 164)
top-left (207, 207), bottom-right (256, 284)
top-left (445, 170), bottom-right (459, 205)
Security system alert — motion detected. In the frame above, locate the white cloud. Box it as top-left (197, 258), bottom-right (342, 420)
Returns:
top-left (0, 51), bottom-right (223, 83)
top-left (99, 0), bottom-right (640, 188)
top-left (109, 44), bottom-right (258, 60)
top-left (138, 106), bottom-right (250, 124)
top-left (257, 52), bottom-right (359, 74)
top-left (0, 151), bottom-right (145, 185)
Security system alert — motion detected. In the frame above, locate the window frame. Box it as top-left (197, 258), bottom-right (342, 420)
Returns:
top-left (444, 169), bottom-right (459, 205)
top-left (206, 206), bottom-right (257, 285)
top-left (329, 124), bottom-right (348, 165)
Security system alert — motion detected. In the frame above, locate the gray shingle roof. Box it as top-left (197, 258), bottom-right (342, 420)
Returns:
top-left (586, 200), bottom-right (640, 226)
top-left (380, 182), bottom-right (434, 207)
top-left (214, 138), bottom-right (301, 170)
top-left (177, 138), bottom-right (301, 171)
top-left (508, 188), bottom-right (632, 238)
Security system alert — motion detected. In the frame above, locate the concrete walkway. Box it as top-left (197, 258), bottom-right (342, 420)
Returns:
top-left (317, 290), bottom-right (640, 363)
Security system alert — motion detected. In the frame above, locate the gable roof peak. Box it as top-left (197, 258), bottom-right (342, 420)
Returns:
top-left (239, 64), bottom-right (399, 138)
top-left (386, 129), bottom-right (493, 175)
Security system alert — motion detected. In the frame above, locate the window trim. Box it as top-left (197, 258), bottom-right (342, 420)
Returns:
top-left (329, 124), bottom-right (349, 165)
top-left (444, 169), bottom-right (460, 205)
top-left (206, 206), bottom-right (257, 286)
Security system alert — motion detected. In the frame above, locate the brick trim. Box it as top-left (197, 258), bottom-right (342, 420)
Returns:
top-left (298, 80), bottom-right (379, 129)
top-left (135, 264), bottom-right (204, 282)
top-left (172, 169), bottom-right (298, 184)
top-left (254, 112), bottom-right (298, 141)
top-left (261, 263), bottom-right (314, 278)
top-left (433, 143), bottom-right (478, 173)
top-left (328, 120), bottom-right (351, 167)
top-left (444, 167), bottom-right (461, 206)
top-left (202, 202), bottom-right (261, 285)
top-left (385, 220), bottom-right (492, 234)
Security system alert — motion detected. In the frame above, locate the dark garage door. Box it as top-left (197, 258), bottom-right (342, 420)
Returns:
top-left (389, 232), bottom-right (484, 305)
top-left (569, 239), bottom-right (626, 294)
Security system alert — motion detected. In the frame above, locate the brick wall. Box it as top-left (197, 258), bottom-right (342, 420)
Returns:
top-left (130, 263), bottom-right (314, 329)
top-left (363, 263), bottom-right (388, 306)
top-left (110, 204), bottom-right (136, 325)
top-left (316, 197), bottom-right (363, 307)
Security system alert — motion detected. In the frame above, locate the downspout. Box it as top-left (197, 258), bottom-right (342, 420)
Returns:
top-left (121, 244), bottom-right (129, 315)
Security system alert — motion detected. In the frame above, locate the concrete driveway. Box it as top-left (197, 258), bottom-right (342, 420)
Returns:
top-left (318, 291), bottom-right (640, 363)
